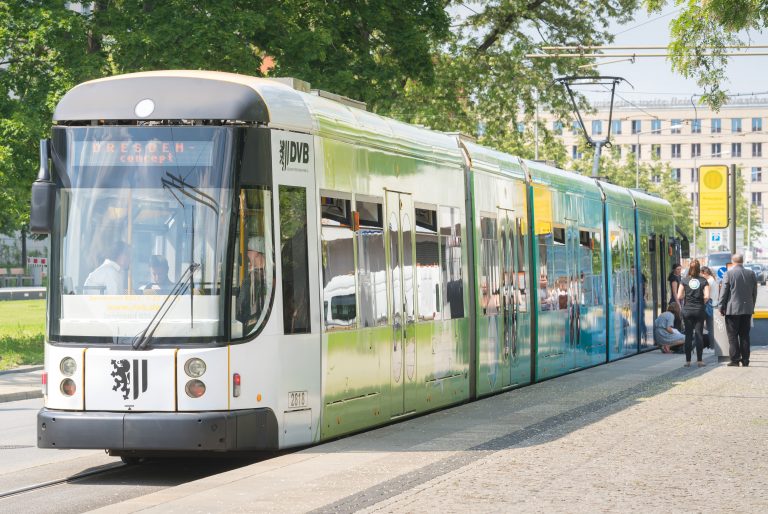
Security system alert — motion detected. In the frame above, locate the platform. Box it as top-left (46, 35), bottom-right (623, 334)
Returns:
top-left (91, 346), bottom-right (768, 513)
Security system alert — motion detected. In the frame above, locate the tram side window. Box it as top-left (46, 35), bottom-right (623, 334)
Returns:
top-left (479, 215), bottom-right (499, 317)
top-left (280, 186), bottom-right (311, 334)
top-left (514, 218), bottom-right (529, 313)
top-left (537, 232), bottom-right (555, 312)
top-left (415, 206), bottom-right (440, 321)
top-left (232, 187), bottom-right (275, 339)
top-left (440, 206), bottom-right (464, 319)
top-left (356, 199), bottom-right (387, 328)
top-left (321, 195), bottom-right (356, 330)
top-left (578, 230), bottom-right (603, 307)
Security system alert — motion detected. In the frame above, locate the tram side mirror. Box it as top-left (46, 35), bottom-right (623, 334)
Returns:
top-left (30, 139), bottom-right (56, 234)
top-left (680, 239), bottom-right (690, 259)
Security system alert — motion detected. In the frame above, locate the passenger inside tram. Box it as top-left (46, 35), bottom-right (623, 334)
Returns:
top-left (138, 255), bottom-right (173, 295)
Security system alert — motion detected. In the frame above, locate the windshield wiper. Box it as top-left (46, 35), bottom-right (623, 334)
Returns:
top-left (131, 263), bottom-right (199, 351)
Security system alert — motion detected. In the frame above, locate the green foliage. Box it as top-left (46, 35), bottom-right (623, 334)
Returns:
top-left (0, 299), bottom-right (45, 370)
top-left (383, 0), bottom-right (640, 164)
top-left (646, 0), bottom-right (768, 109)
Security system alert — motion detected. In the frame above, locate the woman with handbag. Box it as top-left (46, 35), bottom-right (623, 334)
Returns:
top-left (676, 259), bottom-right (710, 367)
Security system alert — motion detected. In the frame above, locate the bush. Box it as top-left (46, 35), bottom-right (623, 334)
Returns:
top-left (0, 334), bottom-right (44, 371)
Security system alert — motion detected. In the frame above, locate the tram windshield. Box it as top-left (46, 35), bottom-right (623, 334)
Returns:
top-left (48, 126), bottom-right (263, 344)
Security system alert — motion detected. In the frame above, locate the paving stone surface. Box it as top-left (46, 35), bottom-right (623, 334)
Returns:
top-left (90, 348), bottom-right (767, 513)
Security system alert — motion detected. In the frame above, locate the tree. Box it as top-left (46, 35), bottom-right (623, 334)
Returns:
top-left (645, 0), bottom-right (767, 109)
top-left (381, 0), bottom-right (640, 165)
top-left (0, 1), bottom-right (450, 249)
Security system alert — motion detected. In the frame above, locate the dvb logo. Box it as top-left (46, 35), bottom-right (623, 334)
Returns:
top-left (279, 140), bottom-right (310, 171)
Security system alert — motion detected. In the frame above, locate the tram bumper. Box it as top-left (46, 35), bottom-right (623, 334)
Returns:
top-left (37, 408), bottom-right (279, 451)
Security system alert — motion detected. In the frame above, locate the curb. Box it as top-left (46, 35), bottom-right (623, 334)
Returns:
top-left (0, 389), bottom-right (42, 403)
top-left (0, 365), bottom-right (44, 376)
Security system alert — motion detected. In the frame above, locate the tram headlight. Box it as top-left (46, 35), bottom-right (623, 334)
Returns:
top-left (184, 358), bottom-right (206, 378)
top-left (185, 379), bottom-right (206, 398)
top-left (60, 357), bottom-right (77, 377)
top-left (60, 378), bottom-right (76, 396)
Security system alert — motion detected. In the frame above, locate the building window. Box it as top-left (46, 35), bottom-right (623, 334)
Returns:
top-left (691, 168), bottom-right (699, 182)
top-left (753, 142), bottom-right (762, 157)
top-left (711, 143), bottom-right (721, 157)
top-left (752, 192), bottom-right (763, 206)
top-left (752, 167), bottom-right (762, 182)
top-left (752, 117), bottom-right (762, 132)
top-left (592, 120), bottom-right (602, 135)
top-left (571, 120), bottom-right (581, 135)
top-left (671, 119), bottom-right (682, 133)
top-left (731, 118), bottom-right (742, 133)
top-left (631, 120), bottom-right (642, 134)
top-left (517, 122), bottom-right (525, 133)
top-left (732, 142), bottom-right (742, 158)
top-left (572, 145), bottom-right (582, 159)
top-left (652, 144), bottom-right (661, 158)
top-left (670, 144), bottom-right (680, 158)
top-left (712, 118), bottom-right (721, 133)
top-left (552, 121), bottom-right (563, 135)
top-left (691, 143), bottom-right (701, 158)
top-left (691, 192), bottom-right (699, 206)
top-left (652, 174), bottom-right (661, 183)
top-left (631, 144), bottom-right (641, 159)
top-left (650, 119), bottom-right (661, 133)
top-left (672, 168), bottom-right (681, 182)
top-left (611, 119), bottom-right (622, 135)
top-left (692, 119), bottom-right (701, 133)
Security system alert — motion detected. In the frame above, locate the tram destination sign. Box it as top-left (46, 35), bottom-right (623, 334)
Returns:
top-left (698, 164), bottom-right (729, 229)
top-left (73, 140), bottom-right (214, 167)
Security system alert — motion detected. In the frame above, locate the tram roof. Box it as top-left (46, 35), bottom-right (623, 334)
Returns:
top-left (628, 188), bottom-right (673, 215)
top-left (595, 180), bottom-right (636, 207)
top-left (522, 158), bottom-right (602, 199)
top-left (460, 140), bottom-right (526, 180)
top-left (53, 70), bottom-right (463, 165)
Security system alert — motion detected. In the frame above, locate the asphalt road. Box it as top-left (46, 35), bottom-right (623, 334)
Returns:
top-left (0, 398), bottom-right (274, 514)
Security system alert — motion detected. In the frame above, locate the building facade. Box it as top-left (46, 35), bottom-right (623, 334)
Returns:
top-left (546, 97), bottom-right (768, 254)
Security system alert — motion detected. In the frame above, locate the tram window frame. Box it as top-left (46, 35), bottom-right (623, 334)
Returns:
top-left (279, 186), bottom-right (311, 335)
top-left (553, 226), bottom-right (566, 245)
top-left (231, 186), bottom-right (276, 341)
top-left (439, 205), bottom-right (464, 320)
top-left (321, 193), bottom-right (357, 331)
top-left (479, 213), bottom-right (499, 317)
top-left (355, 196), bottom-right (388, 328)
top-left (415, 205), bottom-right (441, 322)
top-left (536, 231), bottom-right (556, 312)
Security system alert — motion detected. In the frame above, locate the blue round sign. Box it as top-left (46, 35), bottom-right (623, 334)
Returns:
top-left (716, 266), bottom-right (727, 280)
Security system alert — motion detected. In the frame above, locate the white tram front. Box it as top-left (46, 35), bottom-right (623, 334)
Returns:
top-left (33, 71), bottom-right (471, 456)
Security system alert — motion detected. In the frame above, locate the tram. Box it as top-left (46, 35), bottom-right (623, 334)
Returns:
top-left (31, 71), bottom-right (682, 457)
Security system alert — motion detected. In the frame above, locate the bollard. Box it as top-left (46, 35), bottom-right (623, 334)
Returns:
top-left (713, 310), bottom-right (730, 362)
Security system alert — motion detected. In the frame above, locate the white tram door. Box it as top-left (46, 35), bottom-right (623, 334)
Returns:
top-left (386, 190), bottom-right (417, 417)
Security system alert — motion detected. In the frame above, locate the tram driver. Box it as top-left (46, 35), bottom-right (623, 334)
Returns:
top-left (83, 241), bottom-right (130, 295)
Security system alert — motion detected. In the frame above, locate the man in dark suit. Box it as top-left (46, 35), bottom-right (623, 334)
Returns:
top-left (719, 253), bottom-right (758, 367)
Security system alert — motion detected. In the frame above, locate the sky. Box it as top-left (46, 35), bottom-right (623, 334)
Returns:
top-left (597, 5), bottom-right (768, 101)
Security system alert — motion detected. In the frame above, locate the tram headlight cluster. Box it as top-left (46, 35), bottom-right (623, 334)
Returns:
top-left (184, 358), bottom-right (207, 398)
top-left (60, 357), bottom-right (77, 376)
top-left (60, 378), bottom-right (76, 396)
top-left (185, 379), bottom-right (206, 398)
top-left (184, 358), bottom-right (206, 378)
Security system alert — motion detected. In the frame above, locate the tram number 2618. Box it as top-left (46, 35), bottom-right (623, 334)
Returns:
top-left (288, 390), bottom-right (308, 409)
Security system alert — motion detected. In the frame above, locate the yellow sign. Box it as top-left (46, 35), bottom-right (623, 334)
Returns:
top-left (699, 165), bottom-right (729, 229)
top-left (532, 184), bottom-right (553, 235)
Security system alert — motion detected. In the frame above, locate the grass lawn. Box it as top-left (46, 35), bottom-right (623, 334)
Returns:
top-left (0, 299), bottom-right (46, 371)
